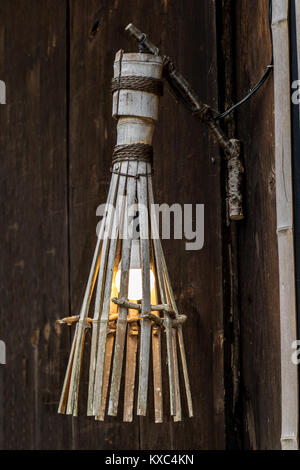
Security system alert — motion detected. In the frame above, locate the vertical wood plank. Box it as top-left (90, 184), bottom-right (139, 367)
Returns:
top-left (234, 0), bottom-right (281, 450)
top-left (0, 0), bottom-right (225, 450)
top-left (0, 0), bottom-right (70, 449)
top-left (135, 0), bottom-right (224, 450)
top-left (68, 0), bottom-right (140, 449)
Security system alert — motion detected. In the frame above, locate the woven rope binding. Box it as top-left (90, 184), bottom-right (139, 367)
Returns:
top-left (111, 76), bottom-right (163, 97)
top-left (112, 143), bottom-right (153, 165)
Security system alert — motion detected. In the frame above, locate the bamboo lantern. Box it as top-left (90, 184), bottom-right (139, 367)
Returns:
top-left (58, 50), bottom-right (193, 423)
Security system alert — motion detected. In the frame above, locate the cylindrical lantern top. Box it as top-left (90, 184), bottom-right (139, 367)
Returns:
top-left (112, 50), bottom-right (163, 121)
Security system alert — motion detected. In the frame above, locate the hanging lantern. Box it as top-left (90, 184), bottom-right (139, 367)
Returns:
top-left (58, 49), bottom-right (193, 423)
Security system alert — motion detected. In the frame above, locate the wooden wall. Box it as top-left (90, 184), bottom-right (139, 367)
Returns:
top-left (234, 0), bottom-right (281, 449)
top-left (0, 0), bottom-right (225, 449)
top-left (0, 0), bottom-right (281, 450)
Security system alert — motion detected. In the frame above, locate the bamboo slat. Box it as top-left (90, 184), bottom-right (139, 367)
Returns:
top-left (66, 322), bottom-right (87, 416)
top-left (58, 322), bottom-right (78, 414)
top-left (161, 252), bottom-right (193, 418)
top-left (272, 0), bottom-right (299, 450)
top-left (151, 261), bottom-right (163, 423)
top-left (67, 178), bottom-right (119, 415)
top-left (61, 163), bottom-right (119, 416)
top-left (62, 180), bottom-right (114, 416)
top-left (93, 161), bottom-right (129, 417)
top-left (87, 165), bottom-right (120, 415)
top-left (137, 161), bottom-right (152, 416)
top-left (161, 259), bottom-right (182, 422)
top-left (108, 161), bottom-right (138, 416)
top-left (172, 328), bottom-right (182, 422)
top-left (147, 170), bottom-right (176, 416)
top-left (123, 310), bottom-right (139, 422)
top-left (95, 332), bottom-right (115, 421)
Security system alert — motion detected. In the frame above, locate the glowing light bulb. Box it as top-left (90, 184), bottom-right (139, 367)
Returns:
top-left (115, 239), bottom-right (155, 301)
top-left (115, 267), bottom-right (155, 301)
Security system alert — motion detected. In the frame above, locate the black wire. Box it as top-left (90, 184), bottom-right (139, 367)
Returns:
top-left (214, 0), bottom-right (274, 121)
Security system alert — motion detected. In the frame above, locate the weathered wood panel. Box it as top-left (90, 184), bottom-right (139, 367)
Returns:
top-left (68, 0), bottom-right (224, 450)
top-left (149, 0), bottom-right (224, 450)
top-left (0, 0), bottom-right (225, 450)
top-left (0, 0), bottom-right (70, 449)
top-left (234, 0), bottom-right (281, 449)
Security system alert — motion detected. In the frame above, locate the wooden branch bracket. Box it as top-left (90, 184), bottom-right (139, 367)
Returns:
top-left (57, 298), bottom-right (187, 332)
top-left (125, 23), bottom-right (244, 221)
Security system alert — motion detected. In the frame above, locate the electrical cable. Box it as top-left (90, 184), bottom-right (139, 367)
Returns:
top-left (214, 0), bottom-right (274, 121)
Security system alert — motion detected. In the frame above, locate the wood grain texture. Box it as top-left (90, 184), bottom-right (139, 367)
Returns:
top-left (68, 0), bottom-right (224, 450)
top-left (234, 0), bottom-right (281, 450)
top-left (0, 0), bottom-right (225, 450)
top-left (0, 0), bottom-right (70, 449)
top-left (139, 0), bottom-right (224, 450)
top-left (0, 0), bottom-right (284, 451)
top-left (68, 1), bottom-right (139, 448)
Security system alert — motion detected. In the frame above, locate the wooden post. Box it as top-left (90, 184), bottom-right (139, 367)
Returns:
top-left (272, 0), bottom-right (299, 450)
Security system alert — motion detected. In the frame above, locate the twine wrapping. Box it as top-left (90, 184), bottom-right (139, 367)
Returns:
top-left (112, 76), bottom-right (163, 96)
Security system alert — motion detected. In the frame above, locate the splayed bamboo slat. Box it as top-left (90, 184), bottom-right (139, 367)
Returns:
top-left (87, 167), bottom-right (120, 415)
top-left (108, 161), bottom-right (138, 416)
top-left (58, 49), bottom-right (192, 424)
top-left (137, 161), bottom-right (152, 416)
top-left (123, 309), bottom-right (139, 422)
top-left (151, 270), bottom-right (163, 423)
top-left (93, 161), bottom-right (129, 417)
top-left (147, 169), bottom-right (176, 416)
top-left (95, 332), bottom-right (115, 421)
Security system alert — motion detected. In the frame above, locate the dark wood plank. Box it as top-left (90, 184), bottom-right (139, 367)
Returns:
top-left (68, 0), bottom-right (225, 450)
top-left (138, 0), bottom-right (225, 450)
top-left (0, 0), bottom-right (226, 450)
top-left (234, 0), bottom-right (281, 450)
top-left (67, 0), bottom-right (141, 450)
top-left (0, 0), bottom-right (70, 449)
